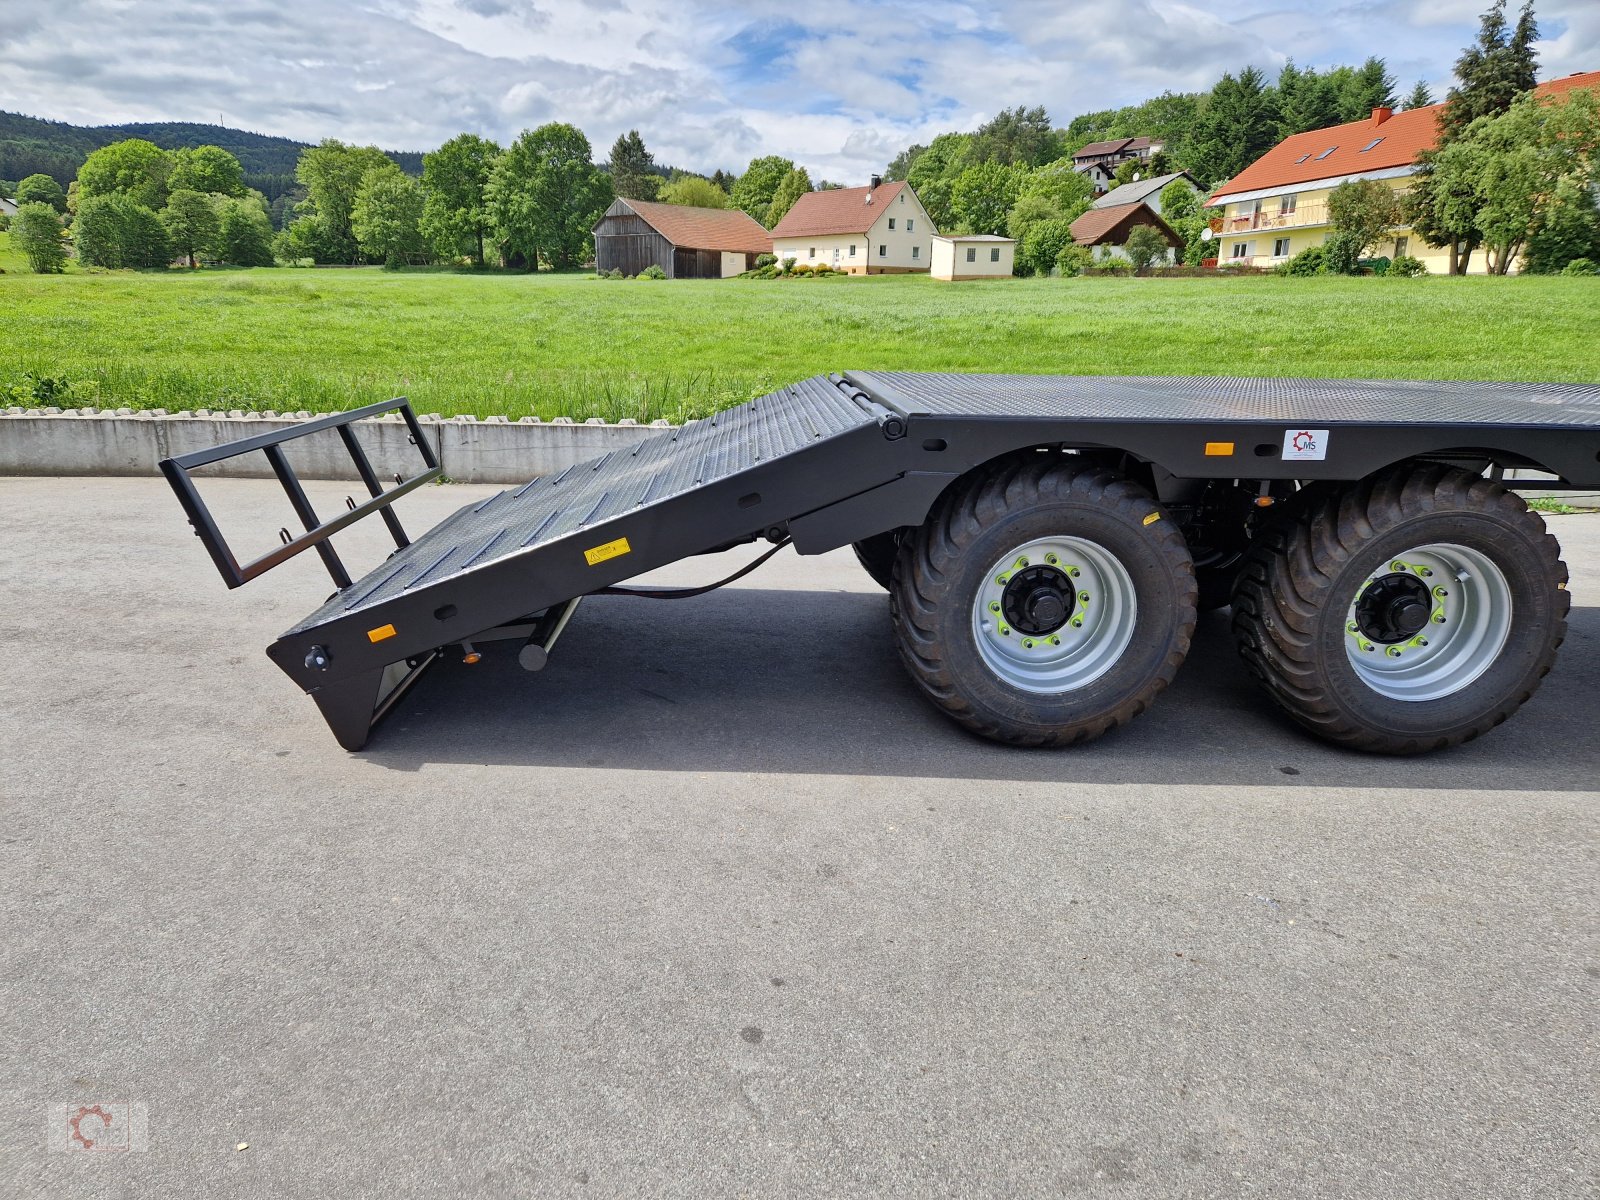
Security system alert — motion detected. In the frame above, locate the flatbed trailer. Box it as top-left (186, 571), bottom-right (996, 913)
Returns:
top-left (161, 372), bottom-right (1600, 755)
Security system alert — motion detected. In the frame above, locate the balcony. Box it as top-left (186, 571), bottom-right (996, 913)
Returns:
top-left (1227, 204), bottom-right (1330, 232)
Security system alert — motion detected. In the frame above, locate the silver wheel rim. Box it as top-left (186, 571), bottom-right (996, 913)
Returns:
top-left (1343, 543), bottom-right (1513, 702)
top-left (971, 537), bottom-right (1138, 693)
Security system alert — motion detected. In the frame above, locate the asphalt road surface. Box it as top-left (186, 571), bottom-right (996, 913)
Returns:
top-left (3, 477), bottom-right (1596, 1198)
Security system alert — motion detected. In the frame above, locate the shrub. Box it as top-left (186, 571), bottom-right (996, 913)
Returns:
top-left (791, 263), bottom-right (813, 275)
top-left (1054, 244), bottom-right (1093, 277)
top-left (11, 202), bottom-right (67, 273)
top-left (1123, 224), bottom-right (1171, 274)
top-left (637, 264), bottom-right (667, 280)
top-left (1281, 244), bottom-right (1327, 276)
top-left (1090, 259), bottom-right (1133, 276)
top-left (780, 256), bottom-right (797, 274)
top-left (0, 213), bottom-right (8, 232)
top-left (1389, 254), bottom-right (1427, 277)
top-left (1323, 232), bottom-right (1364, 275)
top-left (755, 253), bottom-right (776, 268)
top-left (1561, 257), bottom-right (1598, 276)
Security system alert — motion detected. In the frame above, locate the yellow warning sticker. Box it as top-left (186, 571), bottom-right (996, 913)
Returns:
top-left (1204, 441), bottom-right (1235, 456)
top-left (367, 623), bottom-right (397, 643)
top-left (1142, 512), bottom-right (1161, 526)
top-left (584, 536), bottom-right (632, 566)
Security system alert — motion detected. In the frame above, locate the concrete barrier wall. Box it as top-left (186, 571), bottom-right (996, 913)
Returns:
top-left (0, 407), bottom-right (671, 485)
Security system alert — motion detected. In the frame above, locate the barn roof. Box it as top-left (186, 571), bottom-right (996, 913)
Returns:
top-left (1092, 171), bottom-right (1200, 210)
top-left (770, 181), bottom-right (911, 238)
top-left (1069, 202), bottom-right (1183, 248)
top-left (599, 198), bottom-right (772, 255)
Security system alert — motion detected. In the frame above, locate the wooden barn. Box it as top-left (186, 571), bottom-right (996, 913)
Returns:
top-left (593, 198), bottom-right (772, 279)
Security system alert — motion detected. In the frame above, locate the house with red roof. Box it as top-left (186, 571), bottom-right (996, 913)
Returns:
top-left (1205, 70), bottom-right (1598, 274)
top-left (592, 198), bottom-right (772, 279)
top-left (769, 177), bottom-right (937, 275)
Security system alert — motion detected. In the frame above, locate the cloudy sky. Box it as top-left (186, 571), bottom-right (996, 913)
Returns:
top-left (1, 1), bottom-right (1596, 180)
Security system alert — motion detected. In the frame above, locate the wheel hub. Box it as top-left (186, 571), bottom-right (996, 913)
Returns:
top-left (1002, 566), bottom-right (1075, 635)
top-left (1354, 573), bottom-right (1432, 643)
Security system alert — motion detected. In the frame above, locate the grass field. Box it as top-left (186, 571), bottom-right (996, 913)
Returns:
top-left (3, 232), bottom-right (1598, 421)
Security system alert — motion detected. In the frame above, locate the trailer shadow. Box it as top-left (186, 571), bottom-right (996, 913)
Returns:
top-left (362, 588), bottom-right (1600, 791)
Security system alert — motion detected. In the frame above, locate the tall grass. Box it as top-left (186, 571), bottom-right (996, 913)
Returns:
top-left (3, 247), bottom-right (1597, 421)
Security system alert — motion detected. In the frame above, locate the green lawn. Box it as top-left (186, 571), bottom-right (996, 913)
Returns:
top-left (3, 240), bottom-right (1598, 421)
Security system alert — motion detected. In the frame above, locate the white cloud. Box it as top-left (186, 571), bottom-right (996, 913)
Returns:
top-left (0, 0), bottom-right (1594, 181)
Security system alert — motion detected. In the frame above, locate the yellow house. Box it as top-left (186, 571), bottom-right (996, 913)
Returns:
top-left (769, 178), bottom-right (936, 274)
top-left (1205, 104), bottom-right (1456, 272)
top-left (1206, 70), bottom-right (1600, 273)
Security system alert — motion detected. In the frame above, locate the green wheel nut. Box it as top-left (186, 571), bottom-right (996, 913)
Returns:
top-left (1386, 646), bottom-right (1403, 658)
top-left (1071, 616), bottom-right (1084, 628)
top-left (1022, 639), bottom-right (1035, 649)
top-left (1078, 591), bottom-right (1090, 603)
top-left (1050, 636), bottom-right (1061, 645)
top-left (1347, 621), bottom-right (1359, 633)
top-left (1045, 553), bottom-right (1059, 565)
top-left (1068, 566), bottom-right (1080, 577)
top-left (989, 601), bottom-right (1001, 613)
top-left (996, 573), bottom-right (1010, 585)
top-left (1434, 586), bottom-right (1448, 598)
top-left (1433, 613), bottom-right (1445, 623)
top-left (1015, 556), bottom-right (1029, 568)
top-left (999, 625), bottom-right (1011, 636)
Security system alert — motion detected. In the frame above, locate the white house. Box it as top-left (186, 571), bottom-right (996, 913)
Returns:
top-left (769, 178), bottom-right (936, 274)
top-left (931, 234), bottom-right (1015, 280)
top-left (0, 197), bottom-right (18, 219)
top-left (1090, 171), bottom-right (1202, 217)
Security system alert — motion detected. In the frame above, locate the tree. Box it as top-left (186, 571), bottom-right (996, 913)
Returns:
top-left (1186, 67), bottom-right (1280, 186)
top-left (659, 176), bottom-right (729, 208)
top-left (16, 173), bottom-right (67, 213)
top-left (730, 156), bottom-right (794, 222)
top-left (970, 106), bottom-right (1061, 168)
top-left (294, 140), bottom-right (392, 263)
top-left (1159, 180), bottom-right (1200, 222)
top-left (1327, 178), bottom-right (1402, 267)
top-left (1524, 178), bottom-right (1600, 274)
top-left (352, 163), bottom-right (426, 267)
top-left (1276, 62), bottom-right (1343, 138)
top-left (607, 130), bottom-right (660, 202)
top-left (11, 202), bottom-right (67, 272)
top-left (1018, 217), bottom-right (1078, 277)
top-left (1441, 0), bottom-right (1538, 141)
top-left (764, 167), bottom-right (812, 228)
top-left (169, 145), bottom-right (245, 197)
top-left (1015, 160), bottom-right (1093, 221)
top-left (486, 123), bottom-right (612, 269)
top-left (72, 193), bottom-right (170, 268)
top-left (1123, 224), bottom-right (1170, 273)
top-left (161, 189), bottom-right (221, 266)
top-left (1403, 81), bottom-right (1435, 110)
top-left (905, 132), bottom-right (973, 231)
top-left (216, 197), bottom-right (276, 266)
top-left (951, 161), bottom-right (1019, 234)
top-left (420, 133), bottom-right (501, 265)
top-left (1336, 57), bottom-right (1398, 122)
top-left (76, 139), bottom-right (173, 210)
top-left (884, 144), bottom-right (925, 182)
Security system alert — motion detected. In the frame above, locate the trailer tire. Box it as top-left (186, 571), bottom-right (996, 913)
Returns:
top-left (852, 530), bottom-right (901, 590)
top-left (1231, 463), bottom-right (1568, 753)
top-left (890, 456), bottom-right (1196, 746)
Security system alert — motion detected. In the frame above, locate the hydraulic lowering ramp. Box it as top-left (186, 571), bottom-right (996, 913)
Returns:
top-left (162, 372), bottom-right (1600, 750)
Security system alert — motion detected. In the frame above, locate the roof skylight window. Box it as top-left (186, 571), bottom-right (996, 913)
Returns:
top-left (1361, 137), bottom-right (1385, 152)
top-left (1314, 146), bottom-right (1337, 160)
top-left (1295, 153), bottom-right (1311, 163)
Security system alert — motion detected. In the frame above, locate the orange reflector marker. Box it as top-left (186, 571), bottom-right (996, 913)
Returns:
top-left (1204, 441), bottom-right (1235, 456)
top-left (463, 651), bottom-right (482, 665)
top-left (367, 623), bottom-right (397, 643)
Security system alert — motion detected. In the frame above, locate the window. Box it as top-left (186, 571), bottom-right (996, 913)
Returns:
top-left (1230, 242), bottom-right (1250, 260)
top-left (809, 247), bottom-right (815, 257)
top-left (1394, 236), bottom-right (1408, 257)
top-left (1314, 146), bottom-right (1337, 160)
top-left (1273, 237), bottom-right (1291, 258)
top-left (990, 248), bottom-right (1001, 262)
top-left (888, 218), bottom-right (896, 229)
top-left (966, 247), bottom-right (977, 263)
top-left (1280, 194), bottom-right (1297, 215)
top-left (879, 244), bottom-right (887, 257)
top-left (849, 244), bottom-right (856, 257)
top-left (1295, 153), bottom-right (1311, 164)
top-left (912, 245), bottom-right (920, 259)
top-left (1361, 137), bottom-right (1385, 152)
top-left (906, 219), bottom-right (914, 232)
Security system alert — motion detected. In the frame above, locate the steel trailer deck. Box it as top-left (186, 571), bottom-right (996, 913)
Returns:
top-left (162, 372), bottom-right (1600, 750)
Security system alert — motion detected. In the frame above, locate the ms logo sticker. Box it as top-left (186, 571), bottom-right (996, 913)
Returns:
top-left (1282, 428), bottom-right (1330, 461)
